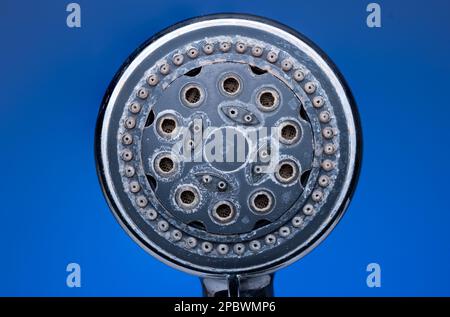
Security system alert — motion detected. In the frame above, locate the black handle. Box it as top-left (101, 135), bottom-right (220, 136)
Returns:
top-left (201, 274), bottom-right (274, 297)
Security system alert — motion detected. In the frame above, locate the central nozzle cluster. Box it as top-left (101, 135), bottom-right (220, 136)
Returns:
top-left (140, 60), bottom-right (315, 236)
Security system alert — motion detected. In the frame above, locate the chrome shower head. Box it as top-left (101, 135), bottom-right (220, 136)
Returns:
top-left (95, 14), bottom-right (362, 297)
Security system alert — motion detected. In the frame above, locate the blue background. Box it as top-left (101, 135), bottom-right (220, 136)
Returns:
top-left (1, 0), bottom-right (449, 296)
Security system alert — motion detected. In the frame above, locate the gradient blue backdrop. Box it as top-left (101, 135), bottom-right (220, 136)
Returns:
top-left (1, 0), bottom-right (449, 296)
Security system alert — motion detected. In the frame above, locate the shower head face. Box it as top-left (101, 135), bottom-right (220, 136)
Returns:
top-left (96, 15), bottom-right (361, 277)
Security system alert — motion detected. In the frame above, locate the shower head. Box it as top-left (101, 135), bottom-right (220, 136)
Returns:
top-left (95, 14), bottom-right (362, 296)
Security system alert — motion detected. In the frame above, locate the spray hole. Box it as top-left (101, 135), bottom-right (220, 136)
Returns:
top-left (175, 185), bottom-right (200, 211)
top-left (212, 201), bottom-right (235, 223)
top-left (250, 191), bottom-right (273, 213)
top-left (254, 194), bottom-right (269, 210)
top-left (222, 76), bottom-right (240, 95)
top-left (276, 160), bottom-right (298, 184)
top-left (257, 89), bottom-right (279, 111)
top-left (281, 123), bottom-right (298, 141)
top-left (180, 190), bottom-right (196, 205)
top-left (216, 204), bottom-right (232, 218)
top-left (229, 108), bottom-right (237, 116)
top-left (279, 164), bottom-right (294, 179)
top-left (161, 117), bottom-right (176, 134)
top-left (185, 87), bottom-right (201, 104)
top-left (158, 157), bottom-right (174, 173)
top-left (260, 92), bottom-right (275, 107)
top-left (217, 181), bottom-right (227, 191)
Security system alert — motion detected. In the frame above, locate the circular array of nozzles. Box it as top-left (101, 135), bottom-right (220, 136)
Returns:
top-left (115, 35), bottom-right (340, 258)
